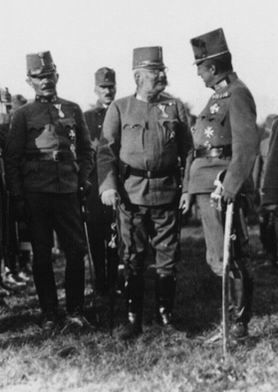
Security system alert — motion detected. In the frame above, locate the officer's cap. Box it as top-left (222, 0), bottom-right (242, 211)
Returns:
top-left (95, 67), bottom-right (116, 87)
top-left (26, 51), bottom-right (56, 77)
top-left (132, 46), bottom-right (165, 70)
top-left (190, 28), bottom-right (229, 65)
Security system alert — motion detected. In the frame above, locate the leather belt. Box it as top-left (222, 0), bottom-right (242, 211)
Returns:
top-left (194, 145), bottom-right (232, 159)
top-left (119, 160), bottom-right (177, 179)
top-left (26, 150), bottom-right (76, 162)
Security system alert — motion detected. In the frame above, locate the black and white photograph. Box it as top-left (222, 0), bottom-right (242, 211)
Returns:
top-left (0, 0), bottom-right (278, 391)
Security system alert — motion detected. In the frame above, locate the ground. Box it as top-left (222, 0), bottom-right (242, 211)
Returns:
top-left (0, 222), bottom-right (278, 392)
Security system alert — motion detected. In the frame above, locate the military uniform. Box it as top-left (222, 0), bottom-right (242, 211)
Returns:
top-left (5, 52), bottom-right (93, 320)
top-left (189, 29), bottom-right (259, 332)
top-left (98, 46), bottom-right (193, 336)
top-left (84, 67), bottom-right (118, 294)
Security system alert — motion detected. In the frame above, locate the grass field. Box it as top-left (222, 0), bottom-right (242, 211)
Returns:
top-left (1, 223), bottom-right (278, 392)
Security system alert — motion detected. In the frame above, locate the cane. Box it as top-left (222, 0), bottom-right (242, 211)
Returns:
top-left (79, 188), bottom-right (98, 323)
top-left (222, 201), bottom-right (234, 359)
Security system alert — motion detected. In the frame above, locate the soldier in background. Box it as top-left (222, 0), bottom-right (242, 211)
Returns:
top-left (185, 28), bottom-right (259, 339)
top-left (5, 51), bottom-right (93, 330)
top-left (261, 116), bottom-right (278, 258)
top-left (253, 115), bottom-right (278, 267)
top-left (84, 67), bottom-right (118, 295)
top-left (98, 46), bottom-right (193, 339)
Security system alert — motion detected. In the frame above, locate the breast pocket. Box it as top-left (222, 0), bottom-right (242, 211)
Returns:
top-left (121, 123), bottom-right (144, 154)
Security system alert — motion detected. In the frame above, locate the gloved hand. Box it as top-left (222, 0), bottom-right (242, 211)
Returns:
top-left (101, 189), bottom-right (119, 209)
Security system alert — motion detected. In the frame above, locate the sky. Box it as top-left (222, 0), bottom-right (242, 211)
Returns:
top-left (0, 0), bottom-right (277, 122)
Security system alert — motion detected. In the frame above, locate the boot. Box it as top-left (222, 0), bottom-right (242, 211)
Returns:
top-left (229, 272), bottom-right (253, 339)
top-left (120, 274), bottom-right (144, 340)
top-left (155, 274), bottom-right (176, 327)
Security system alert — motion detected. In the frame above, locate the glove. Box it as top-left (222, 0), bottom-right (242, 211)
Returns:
top-left (101, 189), bottom-right (119, 209)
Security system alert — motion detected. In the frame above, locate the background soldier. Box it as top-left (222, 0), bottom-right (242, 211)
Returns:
top-left (5, 51), bottom-right (93, 330)
top-left (253, 115), bottom-right (278, 267)
top-left (84, 67), bottom-right (118, 295)
top-left (185, 28), bottom-right (259, 339)
top-left (98, 46), bottom-right (193, 339)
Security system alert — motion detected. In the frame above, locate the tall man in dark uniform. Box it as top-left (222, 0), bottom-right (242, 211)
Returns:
top-left (98, 47), bottom-right (193, 339)
top-left (185, 28), bottom-right (259, 338)
top-left (5, 51), bottom-right (93, 329)
top-left (84, 67), bottom-right (117, 295)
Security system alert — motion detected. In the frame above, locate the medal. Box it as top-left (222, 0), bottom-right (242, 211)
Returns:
top-left (54, 103), bottom-right (65, 118)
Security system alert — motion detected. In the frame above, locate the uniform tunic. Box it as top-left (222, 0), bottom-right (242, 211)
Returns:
top-left (188, 72), bottom-right (258, 324)
top-left (97, 93), bottom-right (193, 275)
top-left (5, 96), bottom-right (93, 315)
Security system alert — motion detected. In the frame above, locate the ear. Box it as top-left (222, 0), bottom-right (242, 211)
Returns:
top-left (210, 64), bottom-right (216, 76)
top-left (55, 73), bottom-right (59, 83)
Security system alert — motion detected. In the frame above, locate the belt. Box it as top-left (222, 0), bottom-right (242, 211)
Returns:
top-left (129, 167), bottom-right (176, 179)
top-left (194, 145), bottom-right (232, 159)
top-left (26, 150), bottom-right (76, 162)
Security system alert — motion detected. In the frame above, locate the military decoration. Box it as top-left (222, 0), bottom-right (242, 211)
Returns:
top-left (210, 103), bottom-right (220, 114)
top-left (157, 103), bottom-right (169, 118)
top-left (204, 126), bottom-right (214, 139)
top-left (54, 103), bottom-right (65, 118)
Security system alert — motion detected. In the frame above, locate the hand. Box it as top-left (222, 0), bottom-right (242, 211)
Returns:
top-left (179, 192), bottom-right (192, 214)
top-left (222, 190), bottom-right (235, 204)
top-left (101, 189), bottom-right (119, 209)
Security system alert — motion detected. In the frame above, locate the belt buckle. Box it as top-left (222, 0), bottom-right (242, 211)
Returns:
top-left (52, 151), bottom-right (59, 161)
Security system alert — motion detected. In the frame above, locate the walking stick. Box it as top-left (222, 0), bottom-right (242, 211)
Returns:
top-left (222, 201), bottom-right (234, 359)
top-left (79, 189), bottom-right (98, 323)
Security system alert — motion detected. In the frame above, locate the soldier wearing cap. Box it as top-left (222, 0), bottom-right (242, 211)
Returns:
top-left (84, 67), bottom-right (117, 295)
top-left (5, 51), bottom-right (94, 330)
top-left (97, 46), bottom-right (193, 339)
top-left (185, 28), bottom-right (259, 339)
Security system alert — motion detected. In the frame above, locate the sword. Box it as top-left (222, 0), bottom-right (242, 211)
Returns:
top-left (222, 201), bottom-right (234, 359)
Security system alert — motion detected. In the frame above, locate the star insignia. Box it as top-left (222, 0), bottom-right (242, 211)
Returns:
top-left (204, 126), bottom-right (214, 138)
top-left (210, 103), bottom-right (220, 114)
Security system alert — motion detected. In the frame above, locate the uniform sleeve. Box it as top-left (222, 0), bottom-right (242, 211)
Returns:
top-left (175, 100), bottom-right (194, 193)
top-left (97, 102), bottom-right (121, 194)
top-left (223, 87), bottom-right (259, 198)
top-left (4, 109), bottom-right (27, 198)
top-left (74, 104), bottom-right (95, 184)
top-left (262, 120), bottom-right (278, 205)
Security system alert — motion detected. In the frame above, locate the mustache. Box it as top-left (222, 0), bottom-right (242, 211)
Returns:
top-left (41, 81), bottom-right (55, 90)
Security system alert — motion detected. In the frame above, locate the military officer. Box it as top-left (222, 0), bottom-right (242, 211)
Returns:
top-left (5, 51), bottom-right (94, 330)
top-left (84, 67), bottom-right (118, 295)
top-left (185, 28), bottom-right (259, 339)
top-left (97, 46), bottom-right (193, 339)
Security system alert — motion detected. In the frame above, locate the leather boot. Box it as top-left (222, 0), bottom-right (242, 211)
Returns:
top-left (155, 274), bottom-right (176, 327)
top-left (229, 272), bottom-right (253, 339)
top-left (120, 274), bottom-right (144, 340)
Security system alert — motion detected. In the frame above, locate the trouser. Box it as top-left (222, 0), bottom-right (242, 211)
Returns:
top-left (196, 193), bottom-right (253, 325)
top-left (25, 192), bottom-right (86, 314)
top-left (259, 210), bottom-right (278, 262)
top-left (87, 187), bottom-right (119, 292)
top-left (118, 201), bottom-right (179, 277)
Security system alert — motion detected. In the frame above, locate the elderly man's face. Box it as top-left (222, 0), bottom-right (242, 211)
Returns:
top-left (95, 85), bottom-right (116, 106)
top-left (137, 68), bottom-right (167, 95)
top-left (27, 72), bottom-right (58, 97)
